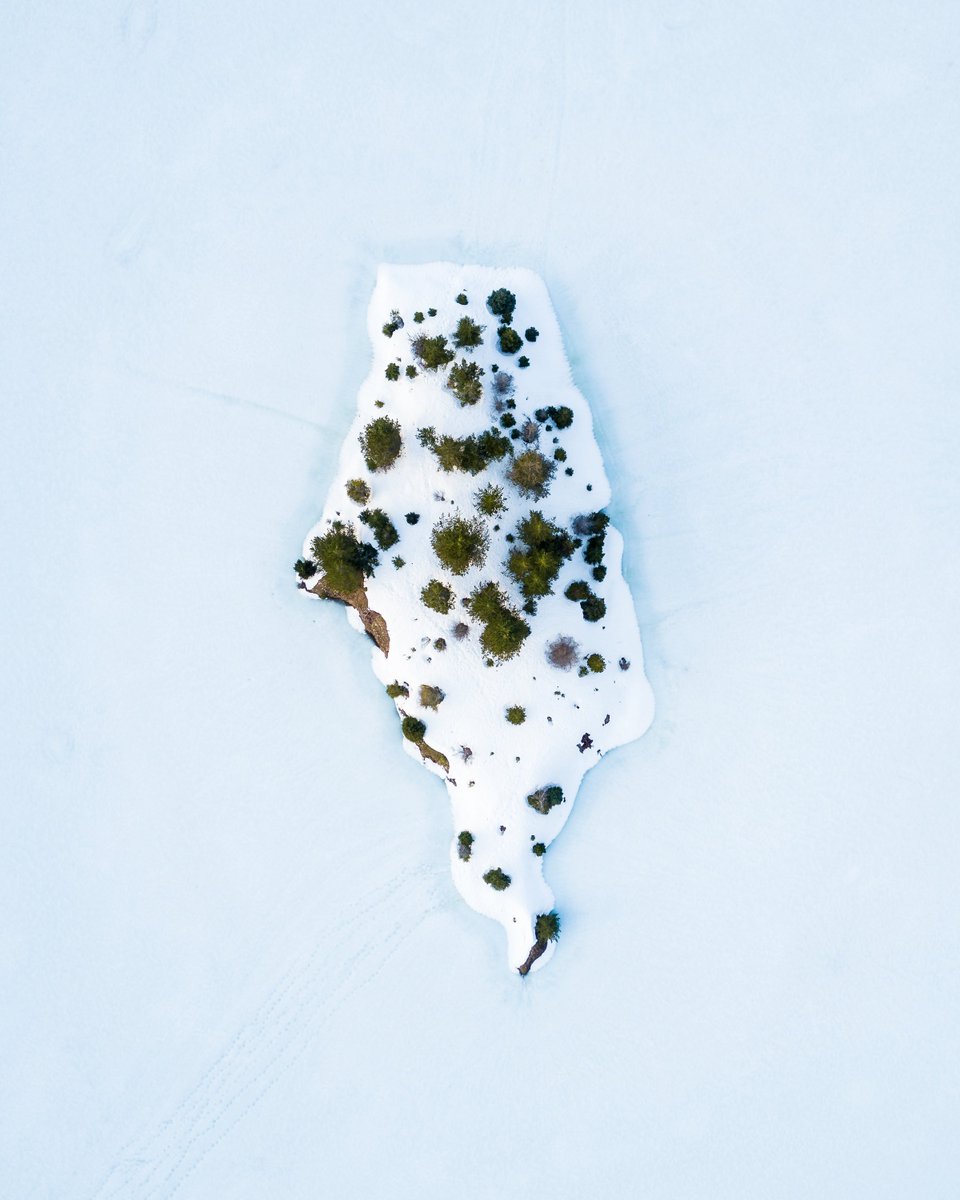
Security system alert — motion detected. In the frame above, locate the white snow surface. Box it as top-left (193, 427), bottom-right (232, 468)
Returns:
top-left (3, 3), bottom-right (960, 1198)
top-left (307, 263), bottom-right (654, 969)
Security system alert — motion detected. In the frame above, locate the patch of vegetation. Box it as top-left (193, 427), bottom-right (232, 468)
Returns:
top-left (401, 715), bottom-right (426, 743)
top-left (405, 364), bottom-right (418, 379)
top-left (500, 413), bottom-right (516, 428)
top-left (456, 292), bottom-right (468, 305)
top-left (483, 867), bottom-right (511, 891)
top-left (498, 325), bottom-right (523, 355)
top-left (345, 478), bottom-right (371, 504)
top-left (507, 450), bottom-right (556, 499)
top-left (418, 426), bottom-right (512, 475)
top-left (421, 579), bottom-right (455, 614)
top-left (506, 510), bottom-right (577, 599)
top-left (382, 310), bottom-right (403, 337)
top-left (413, 311), bottom-right (425, 323)
top-left (505, 705), bottom-right (526, 725)
top-left (592, 565), bottom-right (607, 582)
top-left (385, 362), bottom-right (400, 381)
top-left (535, 911), bottom-right (561, 942)
top-left (293, 558), bottom-right (317, 579)
top-left (446, 358), bottom-right (485, 406)
top-left (486, 288), bottom-right (517, 324)
top-left (587, 653), bottom-right (606, 673)
top-left (517, 355), bottom-right (530, 368)
top-left (546, 635), bottom-right (580, 670)
top-left (411, 333), bottom-right (455, 370)
top-left (474, 483), bottom-right (506, 517)
top-left (392, 556), bottom-right (405, 568)
top-left (360, 416), bottom-right (402, 472)
top-left (453, 316), bottom-right (484, 348)
top-left (385, 681), bottom-right (409, 699)
top-left (431, 514), bottom-right (489, 575)
top-left (427, 307), bottom-right (437, 317)
top-left (458, 831), bottom-right (473, 861)
top-left (553, 447), bottom-right (567, 461)
top-left (358, 507), bottom-right (399, 551)
top-left (525, 327), bottom-right (539, 342)
top-left (433, 637), bottom-right (447, 651)
top-left (534, 405), bottom-right (574, 430)
top-left (527, 785), bottom-right (565, 815)
top-left (405, 512), bottom-right (420, 525)
top-left (465, 581), bottom-right (531, 660)
top-left (419, 684), bottom-right (445, 711)
top-left (564, 580), bottom-right (592, 602)
top-left (532, 842), bottom-right (546, 857)
top-left (311, 521), bottom-right (379, 593)
top-left (581, 595), bottom-right (607, 622)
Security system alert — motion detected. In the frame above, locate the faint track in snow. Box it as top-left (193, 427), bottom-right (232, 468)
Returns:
top-left (83, 864), bottom-right (448, 1200)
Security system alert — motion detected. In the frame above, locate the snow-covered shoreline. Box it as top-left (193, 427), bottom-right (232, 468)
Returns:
top-left (300, 263), bottom-right (654, 970)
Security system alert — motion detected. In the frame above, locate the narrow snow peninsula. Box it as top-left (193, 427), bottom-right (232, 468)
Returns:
top-left (298, 264), bottom-right (654, 973)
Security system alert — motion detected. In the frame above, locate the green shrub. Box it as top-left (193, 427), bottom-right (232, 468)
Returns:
top-left (525, 327), bottom-right (539, 342)
top-left (424, 428), bottom-right (512, 475)
top-left (527, 785), bottom-right (565, 815)
top-left (382, 310), bottom-right (403, 337)
top-left (401, 715), bottom-right (426, 743)
top-left (411, 333), bottom-right (455, 370)
top-left (293, 558), bottom-right (317, 579)
top-left (345, 478), bottom-right (371, 504)
top-left (359, 416), bottom-right (402, 472)
top-left (433, 637), bottom-right (447, 651)
top-left (392, 556), bottom-right (405, 569)
top-left (427, 307), bottom-right (437, 317)
top-left (458, 831), bottom-right (473, 861)
top-left (453, 316), bottom-right (484, 348)
top-left (419, 684), bottom-right (445, 710)
top-left (532, 842), bottom-right (546, 857)
top-left (405, 512), bottom-right (420, 525)
top-left (553, 447), bottom-right (567, 461)
top-left (413, 311), bottom-right (425, 323)
top-left (386, 681), bottom-right (409, 699)
top-left (506, 510), bottom-right (577, 599)
top-left (564, 580), bottom-right (592, 602)
top-left (421, 579), bottom-right (455, 614)
top-left (385, 362), bottom-right (400, 381)
top-left (565, 467), bottom-right (574, 475)
top-left (535, 910), bottom-right (561, 942)
top-left (474, 483), bottom-right (506, 517)
top-left (311, 521), bottom-right (379, 592)
top-left (587, 653), bottom-right (606, 673)
top-left (498, 325), bottom-right (523, 355)
top-left (592, 565), bottom-right (607, 582)
top-left (447, 358), bottom-right (485, 406)
top-left (431, 514), bottom-right (489, 575)
top-left (483, 867), bottom-right (511, 891)
top-left (456, 292), bottom-right (468, 305)
top-left (465, 581), bottom-right (530, 660)
top-left (358, 507), bottom-right (399, 550)
top-left (581, 596), bottom-right (607, 622)
top-left (405, 364), bottom-right (418, 378)
top-left (584, 535), bottom-right (605, 567)
top-left (486, 288), bottom-right (516, 323)
top-left (578, 665), bottom-right (589, 677)
top-left (505, 705), bottom-right (526, 725)
top-left (517, 355), bottom-right (530, 368)
top-left (507, 450), bottom-right (556, 499)
top-left (500, 413), bottom-right (516, 428)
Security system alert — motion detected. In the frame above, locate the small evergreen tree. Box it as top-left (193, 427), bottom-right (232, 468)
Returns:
top-left (401, 715), bottom-right (426, 743)
top-left (455, 292), bottom-right (468, 305)
top-left (498, 325), bottom-right (523, 355)
top-left (486, 288), bottom-right (516, 323)
top-left (453, 316), bottom-right (484, 348)
top-left (385, 362), bottom-right (400, 381)
top-left (359, 416), bottom-right (402, 472)
top-left (431, 514), bottom-right (489, 575)
top-left (581, 596), bottom-right (607, 622)
top-left (535, 911), bottom-right (561, 942)
top-left (446, 358), bottom-right (485, 406)
top-left (358, 507), bottom-right (399, 550)
top-left (421, 579), bottom-right (455, 614)
top-left (483, 867), bottom-right (511, 891)
top-left (587, 653), bottom-right (606, 673)
top-left (293, 558), bottom-right (317, 579)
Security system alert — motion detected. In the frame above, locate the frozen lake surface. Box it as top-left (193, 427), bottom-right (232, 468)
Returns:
top-left (2, 2), bottom-right (959, 1196)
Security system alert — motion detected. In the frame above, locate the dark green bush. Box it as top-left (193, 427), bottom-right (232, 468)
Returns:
top-left (486, 288), bottom-right (516, 323)
top-left (427, 307), bottom-right (437, 317)
top-left (453, 316), bottom-right (484, 348)
top-left (358, 507), bottom-right (399, 550)
top-left (458, 831), bottom-right (473, 861)
top-left (532, 842), bottom-right (546, 857)
top-left (405, 364), bottom-right (418, 378)
top-left (527, 786), bottom-right (565, 815)
top-left (564, 580), bottom-right (592, 602)
top-left (411, 333), bottom-right (455, 370)
top-left (385, 362), bottom-right (400, 381)
top-left (345, 478), bottom-right (371, 504)
top-left (500, 413), bottom-right (516, 428)
top-left (584, 535), bottom-right (605, 567)
top-left (465, 581), bottom-right (530, 660)
top-left (507, 450), bottom-right (556, 499)
top-left (474, 483), bottom-right (506, 517)
top-left (431, 514), bottom-right (489, 575)
top-left (405, 512), bottom-right (420, 525)
top-left (456, 292), bottom-right (468, 305)
top-left (553, 447), bottom-right (567, 462)
top-left (517, 355), bottom-right (530, 368)
top-left (587, 653), bottom-right (606, 673)
top-left (565, 467), bottom-right (574, 476)
top-left (505, 705), bottom-right (526, 725)
top-left (386, 681), bottom-right (409, 699)
top-left (419, 684), bottom-right (445, 710)
top-left (447, 358), bottom-right (485, 406)
top-left (483, 867), bottom-right (511, 891)
top-left (311, 521), bottom-right (379, 592)
top-left (535, 910), bottom-right (561, 942)
top-left (293, 558), bottom-right (317, 579)
top-left (581, 596), bottom-right (607, 622)
top-left (525, 327), bottom-right (539, 342)
top-left (359, 416), bottom-right (402, 472)
top-left (498, 325), bottom-right (523, 355)
top-left (592, 565), bottom-right (607, 582)
top-left (421, 579), bottom-right (455, 614)
top-left (506, 510), bottom-right (577, 599)
top-left (401, 715), bottom-right (426, 743)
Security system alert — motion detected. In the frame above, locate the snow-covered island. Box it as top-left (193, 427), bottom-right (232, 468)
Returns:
top-left (297, 264), bottom-right (654, 973)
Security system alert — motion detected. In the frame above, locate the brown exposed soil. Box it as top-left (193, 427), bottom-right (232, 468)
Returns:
top-left (309, 576), bottom-right (389, 655)
top-left (517, 939), bottom-right (548, 977)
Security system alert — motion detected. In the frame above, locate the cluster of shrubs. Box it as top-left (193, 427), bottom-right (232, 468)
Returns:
top-left (517, 355), bottom-right (530, 368)
top-left (358, 508), bottom-right (399, 550)
top-left (418, 426), bottom-right (512, 476)
top-left (483, 867), bottom-right (511, 891)
top-left (401, 715), bottom-right (426, 743)
top-left (446, 359), bottom-right (485, 406)
top-left (457, 831), bottom-right (473, 861)
top-left (534, 405), bottom-right (574, 430)
top-left (411, 333), bottom-right (455, 370)
top-left (294, 557), bottom-right (316, 579)
top-left (309, 521), bottom-right (379, 593)
top-left (385, 362), bottom-right (400, 381)
top-left (563, 580), bottom-right (607, 622)
top-left (525, 327), bottom-right (539, 342)
top-left (573, 511), bottom-right (609, 576)
top-left (421, 579), bottom-right (455, 614)
top-left (506, 510), bottom-right (577, 599)
top-left (453, 317), bottom-right (484, 348)
top-left (507, 449), bottom-right (555, 498)
top-left (431, 514), bottom-right (489, 575)
top-left (360, 416), bottom-right (402, 472)
top-left (465, 581), bottom-right (530, 660)
top-left (487, 288), bottom-right (516, 323)
top-left (532, 842), bottom-right (546, 857)
top-left (527, 785), bottom-right (565, 815)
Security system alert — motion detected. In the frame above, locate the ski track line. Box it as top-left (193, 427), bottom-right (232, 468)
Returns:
top-left (84, 865), bottom-right (446, 1200)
